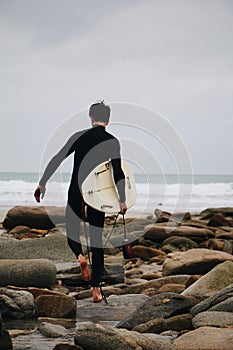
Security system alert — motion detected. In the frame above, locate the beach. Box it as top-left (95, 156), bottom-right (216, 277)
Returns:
top-left (0, 172), bottom-right (233, 349)
top-left (0, 202), bottom-right (233, 349)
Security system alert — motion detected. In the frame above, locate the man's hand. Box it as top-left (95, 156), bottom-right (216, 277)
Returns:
top-left (119, 202), bottom-right (127, 215)
top-left (34, 185), bottom-right (46, 203)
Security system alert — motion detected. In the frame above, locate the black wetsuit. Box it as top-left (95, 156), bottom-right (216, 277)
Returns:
top-left (39, 125), bottom-right (125, 286)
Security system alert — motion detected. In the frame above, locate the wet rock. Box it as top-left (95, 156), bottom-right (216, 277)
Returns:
top-left (35, 294), bottom-right (77, 318)
top-left (0, 312), bottom-right (12, 350)
top-left (162, 249), bottom-right (233, 276)
top-left (192, 311), bottom-right (233, 328)
top-left (74, 323), bottom-right (177, 350)
top-left (0, 232), bottom-right (75, 261)
top-left (0, 259), bottom-right (56, 288)
top-left (116, 292), bottom-right (193, 330)
top-left (173, 326), bottom-right (233, 350)
top-left (38, 322), bottom-right (67, 338)
top-left (53, 344), bottom-right (84, 350)
top-left (3, 205), bottom-right (65, 229)
top-left (182, 261), bottom-right (233, 298)
top-left (132, 245), bottom-right (166, 260)
top-left (133, 314), bottom-right (193, 333)
top-left (76, 294), bottom-right (149, 322)
top-left (191, 283), bottom-right (233, 316)
top-left (144, 225), bottom-right (214, 243)
top-left (0, 288), bottom-right (35, 318)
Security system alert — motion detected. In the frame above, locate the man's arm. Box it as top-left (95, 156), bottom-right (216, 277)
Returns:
top-left (34, 132), bottom-right (79, 202)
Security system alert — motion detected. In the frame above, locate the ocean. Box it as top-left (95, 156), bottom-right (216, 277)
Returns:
top-left (0, 172), bottom-right (232, 215)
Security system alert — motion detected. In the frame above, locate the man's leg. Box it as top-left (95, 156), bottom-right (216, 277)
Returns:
top-left (87, 205), bottom-right (105, 301)
top-left (66, 202), bottom-right (91, 281)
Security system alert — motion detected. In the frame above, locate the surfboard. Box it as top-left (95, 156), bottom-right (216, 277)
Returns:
top-left (81, 160), bottom-right (137, 213)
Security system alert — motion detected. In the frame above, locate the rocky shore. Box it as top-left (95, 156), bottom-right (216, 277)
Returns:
top-left (0, 205), bottom-right (233, 350)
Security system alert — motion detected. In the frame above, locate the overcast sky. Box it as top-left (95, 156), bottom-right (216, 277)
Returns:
top-left (1, 0), bottom-right (232, 175)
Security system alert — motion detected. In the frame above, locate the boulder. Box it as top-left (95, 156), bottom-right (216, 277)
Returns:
top-left (132, 245), bottom-right (166, 260)
top-left (162, 249), bottom-right (233, 276)
top-left (3, 205), bottom-right (65, 229)
top-left (173, 326), bottom-right (233, 350)
top-left (35, 294), bottom-right (77, 318)
top-left (0, 312), bottom-right (12, 350)
top-left (116, 292), bottom-right (193, 330)
top-left (0, 259), bottom-right (56, 288)
top-left (74, 323), bottom-right (177, 350)
top-left (144, 225), bottom-right (214, 243)
top-left (0, 288), bottom-right (35, 318)
top-left (182, 261), bottom-right (233, 298)
top-left (38, 322), bottom-right (67, 338)
top-left (192, 311), bottom-right (233, 328)
top-left (0, 232), bottom-right (75, 261)
top-left (191, 283), bottom-right (233, 316)
top-left (133, 314), bottom-right (193, 333)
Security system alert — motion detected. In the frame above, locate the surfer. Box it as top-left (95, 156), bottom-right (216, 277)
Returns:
top-left (34, 101), bottom-right (127, 302)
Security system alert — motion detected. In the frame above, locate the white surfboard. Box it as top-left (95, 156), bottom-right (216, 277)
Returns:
top-left (81, 160), bottom-right (137, 213)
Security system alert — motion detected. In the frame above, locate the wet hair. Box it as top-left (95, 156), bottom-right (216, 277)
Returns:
top-left (89, 101), bottom-right (111, 123)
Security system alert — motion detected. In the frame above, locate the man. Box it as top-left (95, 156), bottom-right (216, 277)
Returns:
top-left (34, 101), bottom-right (127, 302)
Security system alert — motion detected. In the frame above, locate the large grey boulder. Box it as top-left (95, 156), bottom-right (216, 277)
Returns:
top-left (0, 259), bottom-right (56, 288)
top-left (0, 288), bottom-right (35, 318)
top-left (182, 261), bottom-right (233, 298)
top-left (173, 326), bottom-right (233, 350)
top-left (192, 311), bottom-right (233, 328)
top-left (116, 292), bottom-right (193, 330)
top-left (191, 283), bottom-right (233, 316)
top-left (163, 249), bottom-right (233, 276)
top-left (0, 232), bottom-right (75, 261)
top-left (74, 323), bottom-right (177, 350)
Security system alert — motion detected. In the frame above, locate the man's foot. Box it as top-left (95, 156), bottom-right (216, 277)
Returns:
top-left (92, 287), bottom-right (103, 303)
top-left (78, 255), bottom-right (91, 282)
